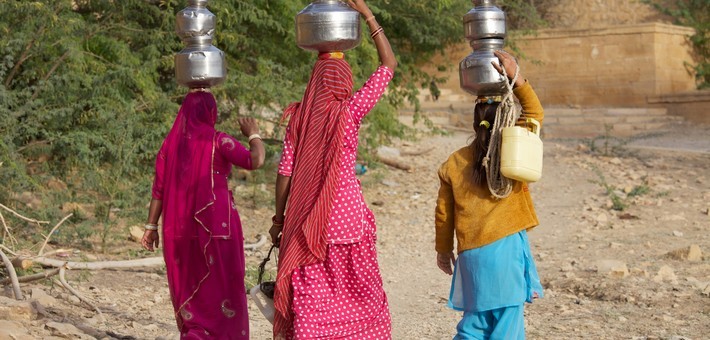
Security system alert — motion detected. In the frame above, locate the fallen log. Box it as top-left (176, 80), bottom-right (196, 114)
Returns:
top-left (377, 156), bottom-right (412, 172)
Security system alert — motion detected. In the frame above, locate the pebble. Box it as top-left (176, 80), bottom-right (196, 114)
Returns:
top-left (595, 260), bottom-right (629, 278)
top-left (653, 265), bottom-right (677, 283)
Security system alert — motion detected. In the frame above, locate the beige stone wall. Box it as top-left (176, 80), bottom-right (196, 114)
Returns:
top-left (539, 0), bottom-right (663, 29)
top-left (514, 23), bottom-right (696, 107)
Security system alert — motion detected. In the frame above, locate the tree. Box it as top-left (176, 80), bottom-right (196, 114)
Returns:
top-left (0, 0), bottom-right (542, 247)
top-left (643, 0), bottom-right (710, 89)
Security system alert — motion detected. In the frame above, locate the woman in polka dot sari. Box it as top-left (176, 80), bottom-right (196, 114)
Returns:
top-left (269, 1), bottom-right (397, 338)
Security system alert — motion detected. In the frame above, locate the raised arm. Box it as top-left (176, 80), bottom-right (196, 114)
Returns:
top-left (492, 50), bottom-right (544, 128)
top-left (348, 0), bottom-right (397, 71)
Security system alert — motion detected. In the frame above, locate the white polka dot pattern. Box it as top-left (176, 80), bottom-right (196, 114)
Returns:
top-left (290, 236), bottom-right (392, 339)
top-left (279, 66), bottom-right (395, 244)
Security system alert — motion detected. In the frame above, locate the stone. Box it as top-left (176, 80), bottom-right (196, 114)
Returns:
top-left (31, 288), bottom-right (58, 307)
top-left (595, 212), bottom-right (608, 224)
top-left (0, 320), bottom-right (33, 340)
top-left (653, 265), bottom-right (677, 283)
top-left (129, 225), bottom-right (144, 243)
top-left (609, 157), bottom-right (622, 165)
top-left (45, 322), bottom-right (94, 339)
top-left (0, 296), bottom-right (36, 321)
top-left (672, 230), bottom-right (684, 237)
top-left (595, 260), bottom-right (628, 278)
top-left (666, 245), bottom-right (703, 262)
top-left (381, 180), bottom-right (399, 187)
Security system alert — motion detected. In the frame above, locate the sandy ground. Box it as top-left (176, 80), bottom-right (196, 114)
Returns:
top-left (1, 122), bottom-right (709, 339)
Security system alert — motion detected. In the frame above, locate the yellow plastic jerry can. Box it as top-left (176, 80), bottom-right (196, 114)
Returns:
top-left (500, 118), bottom-right (543, 183)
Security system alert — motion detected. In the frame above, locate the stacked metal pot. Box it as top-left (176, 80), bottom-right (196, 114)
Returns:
top-left (175, 0), bottom-right (226, 88)
top-left (459, 0), bottom-right (508, 96)
top-left (296, 0), bottom-right (361, 53)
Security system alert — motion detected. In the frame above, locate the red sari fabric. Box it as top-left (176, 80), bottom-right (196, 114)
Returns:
top-left (274, 54), bottom-right (354, 337)
top-left (152, 92), bottom-right (252, 338)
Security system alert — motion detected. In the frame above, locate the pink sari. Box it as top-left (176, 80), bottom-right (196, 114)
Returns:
top-left (152, 92), bottom-right (251, 339)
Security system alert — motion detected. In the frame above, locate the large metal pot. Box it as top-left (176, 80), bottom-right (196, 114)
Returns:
top-left (296, 0), bottom-right (361, 52)
top-left (174, 0), bottom-right (226, 88)
top-left (175, 45), bottom-right (226, 88)
top-left (176, 0), bottom-right (216, 45)
top-left (464, 0), bottom-right (506, 41)
top-left (459, 39), bottom-right (507, 96)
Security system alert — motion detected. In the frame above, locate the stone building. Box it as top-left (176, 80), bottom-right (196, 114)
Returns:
top-left (415, 0), bottom-right (709, 137)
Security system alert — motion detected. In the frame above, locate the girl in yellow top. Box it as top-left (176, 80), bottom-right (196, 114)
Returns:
top-left (435, 51), bottom-right (544, 339)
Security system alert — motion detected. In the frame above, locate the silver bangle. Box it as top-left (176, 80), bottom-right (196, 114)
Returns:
top-left (248, 134), bottom-right (262, 143)
top-left (144, 224), bottom-right (159, 231)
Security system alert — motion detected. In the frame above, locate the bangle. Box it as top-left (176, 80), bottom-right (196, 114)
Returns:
top-left (248, 134), bottom-right (261, 143)
top-left (144, 224), bottom-right (158, 231)
top-left (272, 215), bottom-right (284, 225)
top-left (370, 27), bottom-right (384, 39)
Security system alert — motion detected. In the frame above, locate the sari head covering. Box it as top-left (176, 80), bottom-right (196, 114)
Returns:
top-left (158, 91), bottom-right (220, 329)
top-left (274, 53), bottom-right (354, 337)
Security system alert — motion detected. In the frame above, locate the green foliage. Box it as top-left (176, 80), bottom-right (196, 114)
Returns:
top-left (590, 166), bottom-right (650, 212)
top-left (643, 0), bottom-right (710, 89)
top-left (0, 0), bottom-right (542, 248)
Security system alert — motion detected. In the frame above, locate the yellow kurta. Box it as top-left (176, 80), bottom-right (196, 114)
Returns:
top-left (435, 80), bottom-right (544, 254)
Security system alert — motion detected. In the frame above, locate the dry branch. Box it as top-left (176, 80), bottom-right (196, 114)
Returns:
top-left (57, 266), bottom-right (105, 322)
top-left (377, 156), bottom-right (413, 171)
top-left (0, 244), bottom-right (17, 257)
top-left (38, 213), bottom-right (73, 256)
top-left (400, 146), bottom-right (435, 156)
top-left (0, 249), bottom-right (23, 300)
top-left (0, 211), bottom-right (18, 247)
top-left (0, 203), bottom-right (49, 224)
top-left (1, 268), bottom-right (60, 285)
top-left (31, 256), bottom-right (164, 270)
top-left (11, 257), bottom-right (33, 270)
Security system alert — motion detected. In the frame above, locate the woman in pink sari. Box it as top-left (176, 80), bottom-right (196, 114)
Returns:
top-left (269, 1), bottom-right (397, 338)
top-left (141, 89), bottom-right (265, 339)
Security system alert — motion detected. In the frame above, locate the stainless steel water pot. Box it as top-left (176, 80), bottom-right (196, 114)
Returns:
top-left (175, 45), bottom-right (226, 88)
top-left (176, 0), bottom-right (216, 44)
top-left (464, 0), bottom-right (506, 41)
top-left (174, 0), bottom-right (226, 88)
top-left (459, 39), bottom-right (507, 96)
top-left (296, 0), bottom-right (361, 52)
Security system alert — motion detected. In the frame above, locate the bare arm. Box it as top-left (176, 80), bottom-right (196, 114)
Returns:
top-left (239, 117), bottom-right (265, 169)
top-left (270, 174), bottom-right (292, 246)
top-left (141, 199), bottom-right (162, 251)
top-left (348, 0), bottom-right (397, 71)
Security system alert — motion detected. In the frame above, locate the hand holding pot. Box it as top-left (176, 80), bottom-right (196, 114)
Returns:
top-left (492, 50), bottom-right (525, 88)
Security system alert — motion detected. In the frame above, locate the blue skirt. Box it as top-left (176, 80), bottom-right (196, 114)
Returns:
top-left (448, 230), bottom-right (543, 313)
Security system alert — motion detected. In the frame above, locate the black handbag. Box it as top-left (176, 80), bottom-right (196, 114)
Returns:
top-left (257, 244), bottom-right (277, 299)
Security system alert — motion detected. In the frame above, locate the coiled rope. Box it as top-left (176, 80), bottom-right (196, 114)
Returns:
top-left (480, 64), bottom-right (520, 199)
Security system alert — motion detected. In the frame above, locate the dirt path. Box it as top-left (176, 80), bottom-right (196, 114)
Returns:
top-left (2, 125), bottom-right (709, 339)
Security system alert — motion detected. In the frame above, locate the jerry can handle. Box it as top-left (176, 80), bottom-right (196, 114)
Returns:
top-left (525, 118), bottom-right (541, 136)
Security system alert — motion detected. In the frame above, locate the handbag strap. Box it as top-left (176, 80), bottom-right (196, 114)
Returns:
top-left (257, 244), bottom-right (277, 285)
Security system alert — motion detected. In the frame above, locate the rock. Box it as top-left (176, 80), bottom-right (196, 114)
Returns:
top-left (0, 320), bottom-right (33, 340)
top-left (666, 245), bottom-right (703, 262)
top-left (381, 180), bottom-right (399, 187)
top-left (595, 212), bottom-right (608, 224)
top-left (0, 296), bottom-right (37, 321)
top-left (129, 225), bottom-right (145, 242)
top-left (672, 230), bottom-right (684, 237)
top-left (45, 322), bottom-right (94, 339)
top-left (595, 260), bottom-right (628, 278)
top-left (609, 157), bottom-right (622, 165)
top-left (653, 265), bottom-right (677, 283)
top-left (376, 146), bottom-right (401, 159)
top-left (31, 288), bottom-right (58, 307)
